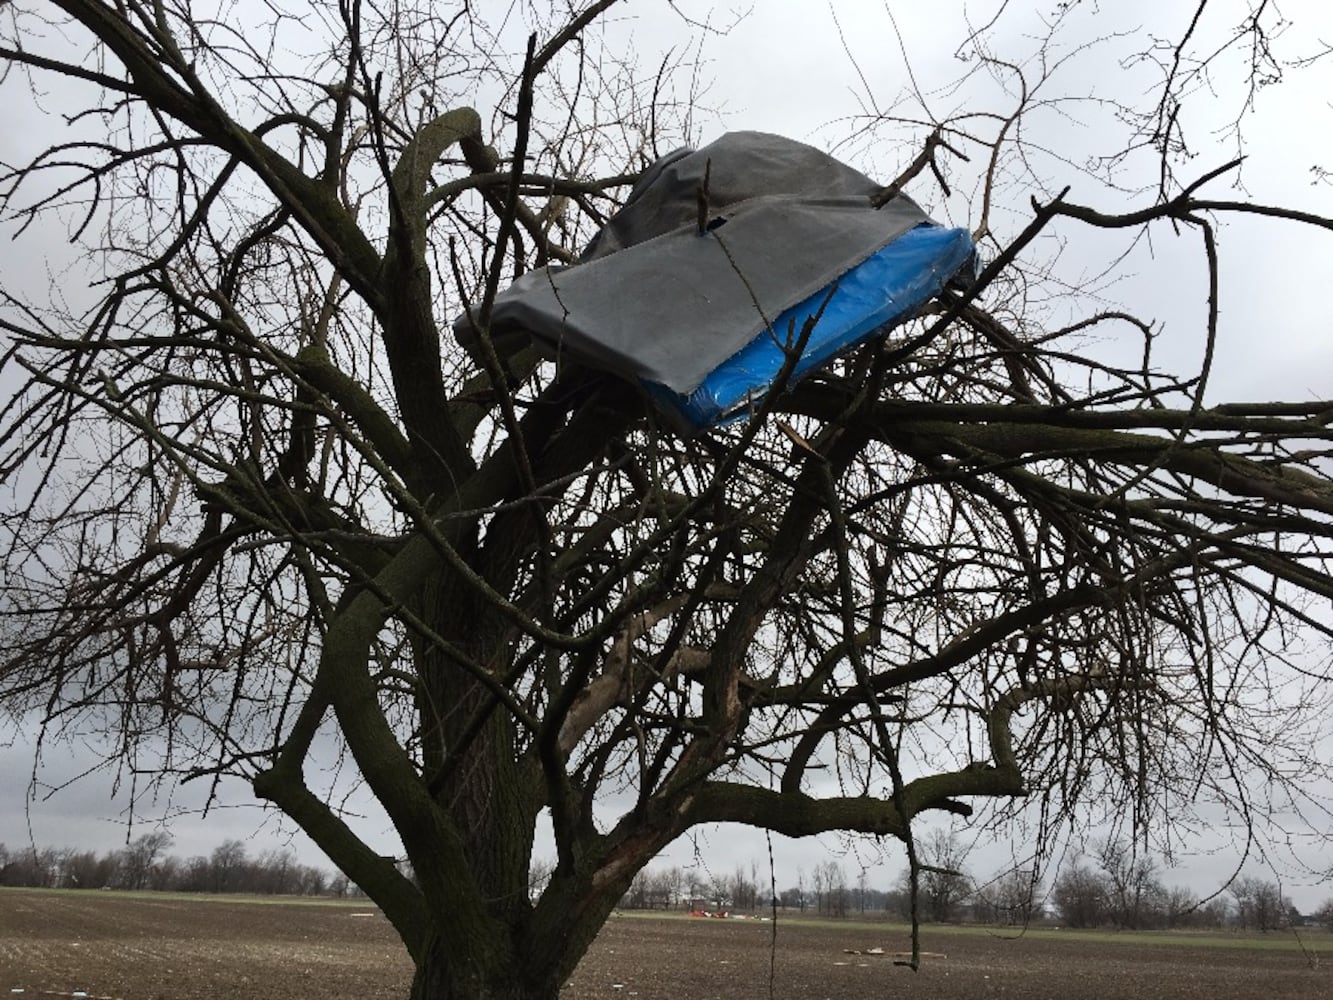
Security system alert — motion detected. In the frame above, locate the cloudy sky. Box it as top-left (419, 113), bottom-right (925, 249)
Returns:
top-left (3, 0), bottom-right (1333, 908)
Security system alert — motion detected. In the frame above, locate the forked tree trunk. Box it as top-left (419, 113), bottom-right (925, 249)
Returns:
top-left (403, 862), bottom-right (629, 1000)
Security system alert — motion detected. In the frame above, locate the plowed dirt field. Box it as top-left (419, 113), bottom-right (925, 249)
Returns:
top-left (2, 889), bottom-right (1328, 999)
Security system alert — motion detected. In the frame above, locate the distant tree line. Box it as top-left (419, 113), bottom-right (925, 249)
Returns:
top-left (614, 833), bottom-right (1333, 933)
top-left (0, 834), bottom-right (356, 897)
top-left (1048, 841), bottom-right (1308, 932)
top-left (10, 829), bottom-right (1323, 929)
top-left (901, 835), bottom-right (1327, 932)
top-left (618, 862), bottom-right (762, 913)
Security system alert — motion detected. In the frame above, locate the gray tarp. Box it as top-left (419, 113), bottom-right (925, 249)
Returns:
top-left (455, 131), bottom-right (930, 395)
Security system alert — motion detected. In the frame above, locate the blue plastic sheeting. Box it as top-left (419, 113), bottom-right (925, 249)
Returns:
top-left (650, 224), bottom-right (975, 430)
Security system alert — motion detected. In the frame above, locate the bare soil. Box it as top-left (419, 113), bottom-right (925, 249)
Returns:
top-left (2, 889), bottom-right (1327, 999)
top-left (571, 915), bottom-right (1330, 999)
top-left (0, 890), bottom-right (410, 999)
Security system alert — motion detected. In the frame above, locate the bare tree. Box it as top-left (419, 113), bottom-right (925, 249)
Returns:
top-left (62, 848), bottom-right (116, 889)
top-left (1162, 885), bottom-right (1200, 929)
top-left (975, 867), bottom-right (1042, 926)
top-left (901, 830), bottom-right (972, 923)
top-left (1052, 863), bottom-right (1109, 929)
top-left (209, 839), bottom-right (247, 894)
top-left (1096, 840), bottom-right (1165, 930)
top-left (728, 863), bottom-right (758, 912)
top-left (1230, 876), bottom-right (1290, 932)
top-left (4, 2), bottom-right (1333, 998)
top-left (0, 845), bottom-right (60, 888)
top-left (706, 868), bottom-right (731, 911)
top-left (1316, 898), bottom-right (1333, 931)
top-left (623, 868), bottom-right (649, 910)
top-left (817, 860), bottom-right (849, 918)
top-left (683, 868), bottom-right (708, 910)
top-left (810, 859), bottom-right (849, 917)
top-left (118, 830), bottom-right (173, 891)
top-left (661, 866), bottom-right (683, 909)
top-left (527, 857), bottom-right (555, 901)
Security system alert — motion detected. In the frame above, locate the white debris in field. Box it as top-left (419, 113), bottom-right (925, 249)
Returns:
top-left (842, 946), bottom-right (948, 961)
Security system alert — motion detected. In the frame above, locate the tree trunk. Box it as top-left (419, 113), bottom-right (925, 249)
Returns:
top-left (410, 935), bottom-right (559, 1000)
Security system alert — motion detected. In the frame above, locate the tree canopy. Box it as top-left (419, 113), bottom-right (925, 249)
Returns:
top-left (3, 2), bottom-right (1333, 998)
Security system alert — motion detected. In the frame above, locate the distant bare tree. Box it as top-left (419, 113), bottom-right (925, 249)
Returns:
top-left (812, 859), bottom-right (850, 917)
top-left (662, 866), bottom-right (684, 909)
top-left (177, 855), bottom-right (212, 893)
top-left (684, 869), bottom-right (708, 909)
top-left (901, 831), bottom-right (972, 923)
top-left (1096, 840), bottom-right (1166, 930)
top-left (254, 849), bottom-right (299, 895)
top-left (209, 839), bottom-right (247, 894)
top-left (1162, 885), bottom-right (1199, 929)
top-left (624, 869), bottom-right (650, 909)
top-left (729, 863), bottom-right (758, 912)
top-left (0, 845), bottom-right (60, 888)
top-left (825, 862), bottom-right (850, 918)
top-left (1052, 863), bottom-right (1109, 929)
top-left (975, 867), bottom-right (1042, 926)
top-left (1315, 898), bottom-right (1333, 931)
top-left (527, 857), bottom-right (555, 901)
top-left (1230, 877), bottom-right (1290, 932)
top-left (300, 864), bottom-right (328, 897)
top-left (118, 831), bottom-right (173, 891)
top-left (62, 848), bottom-right (116, 889)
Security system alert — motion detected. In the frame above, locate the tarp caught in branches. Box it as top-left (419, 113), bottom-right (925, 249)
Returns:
top-left (457, 132), bottom-right (974, 430)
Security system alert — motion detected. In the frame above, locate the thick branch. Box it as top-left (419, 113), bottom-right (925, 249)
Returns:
top-left (253, 766), bottom-right (430, 957)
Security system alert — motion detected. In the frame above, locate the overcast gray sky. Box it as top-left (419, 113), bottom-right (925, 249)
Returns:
top-left (3, 0), bottom-right (1333, 909)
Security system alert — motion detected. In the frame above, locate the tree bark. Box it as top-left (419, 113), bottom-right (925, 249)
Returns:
top-left (410, 932), bottom-right (554, 1000)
